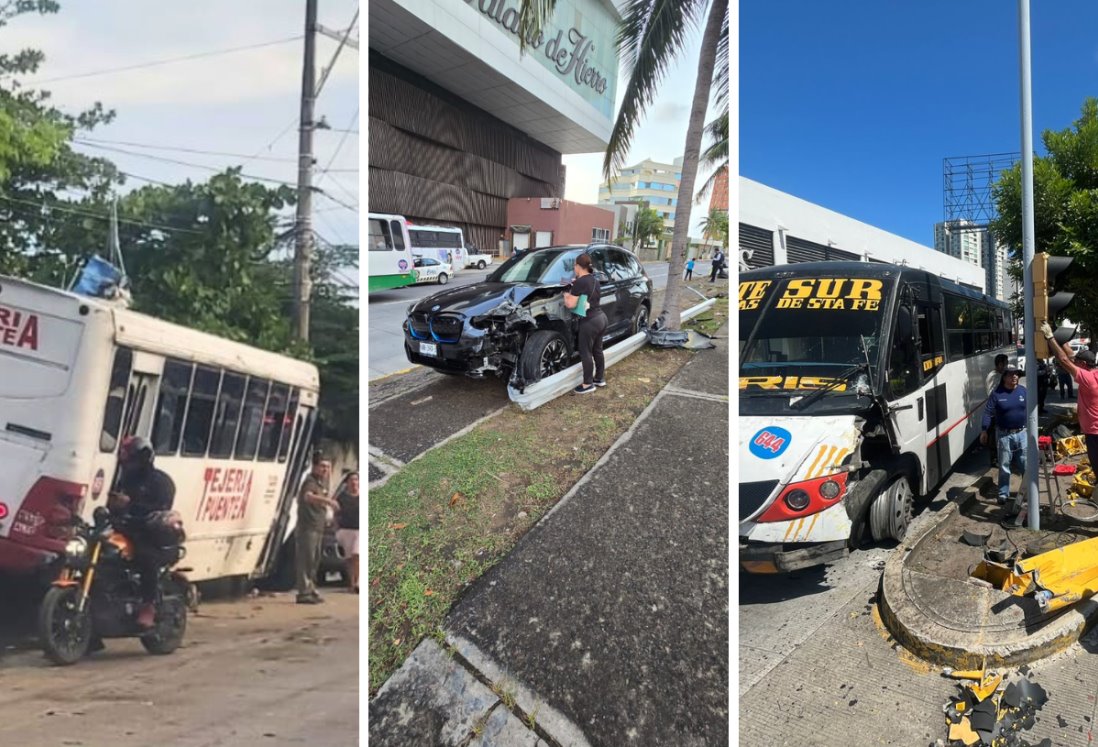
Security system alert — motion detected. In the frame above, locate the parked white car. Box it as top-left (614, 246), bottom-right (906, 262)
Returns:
top-left (413, 256), bottom-right (452, 285)
top-left (464, 252), bottom-right (493, 270)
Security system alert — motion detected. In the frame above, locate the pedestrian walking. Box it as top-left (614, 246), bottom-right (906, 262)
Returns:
top-left (295, 451), bottom-right (337, 604)
top-left (1057, 356), bottom-right (1075, 399)
top-left (335, 471), bottom-right (360, 594)
top-left (564, 253), bottom-right (607, 394)
top-left (979, 367), bottom-right (1028, 519)
top-left (984, 354), bottom-right (1009, 468)
top-left (1044, 323), bottom-right (1098, 469)
top-left (709, 248), bottom-right (725, 282)
top-left (684, 257), bottom-right (695, 280)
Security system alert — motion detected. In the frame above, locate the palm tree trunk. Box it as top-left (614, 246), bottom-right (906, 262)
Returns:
top-left (661, 0), bottom-right (727, 329)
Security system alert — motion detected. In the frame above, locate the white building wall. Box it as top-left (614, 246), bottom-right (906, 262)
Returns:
top-left (740, 178), bottom-right (987, 292)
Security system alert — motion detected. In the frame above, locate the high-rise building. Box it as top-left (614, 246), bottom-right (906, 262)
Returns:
top-left (598, 157), bottom-right (683, 228)
top-left (933, 220), bottom-right (1008, 300)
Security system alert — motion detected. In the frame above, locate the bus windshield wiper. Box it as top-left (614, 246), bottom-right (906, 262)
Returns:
top-left (790, 360), bottom-right (867, 411)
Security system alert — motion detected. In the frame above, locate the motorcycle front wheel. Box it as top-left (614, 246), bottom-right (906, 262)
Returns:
top-left (140, 582), bottom-right (187, 655)
top-left (39, 586), bottom-right (93, 665)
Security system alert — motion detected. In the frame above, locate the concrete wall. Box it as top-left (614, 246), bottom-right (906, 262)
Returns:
top-left (505, 198), bottom-right (614, 245)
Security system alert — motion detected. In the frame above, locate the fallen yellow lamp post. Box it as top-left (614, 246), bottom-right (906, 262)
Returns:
top-left (971, 535), bottom-right (1098, 613)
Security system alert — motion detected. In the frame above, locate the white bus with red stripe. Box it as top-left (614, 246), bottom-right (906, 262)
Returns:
top-left (0, 275), bottom-right (320, 583)
top-left (739, 262), bottom-right (1013, 573)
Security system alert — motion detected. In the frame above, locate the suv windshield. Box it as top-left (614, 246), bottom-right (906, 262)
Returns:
top-left (488, 248), bottom-right (580, 285)
top-left (740, 275), bottom-right (892, 398)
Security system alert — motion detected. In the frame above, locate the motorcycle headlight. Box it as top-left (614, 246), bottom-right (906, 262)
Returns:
top-left (64, 537), bottom-right (88, 559)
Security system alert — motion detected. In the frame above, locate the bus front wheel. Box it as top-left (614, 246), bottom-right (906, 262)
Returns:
top-left (869, 476), bottom-right (914, 543)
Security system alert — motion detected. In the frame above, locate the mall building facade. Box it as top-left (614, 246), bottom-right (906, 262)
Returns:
top-left (368, 0), bottom-right (621, 253)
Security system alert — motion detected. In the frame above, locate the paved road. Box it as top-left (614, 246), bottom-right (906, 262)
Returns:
top-left (366, 261), bottom-right (681, 380)
top-left (0, 590), bottom-right (359, 747)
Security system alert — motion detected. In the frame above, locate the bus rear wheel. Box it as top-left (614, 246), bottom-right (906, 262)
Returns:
top-left (869, 476), bottom-right (914, 542)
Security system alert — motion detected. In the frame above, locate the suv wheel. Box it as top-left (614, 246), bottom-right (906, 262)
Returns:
top-left (437, 272), bottom-right (449, 285)
top-left (631, 305), bottom-right (650, 335)
top-left (519, 330), bottom-right (569, 383)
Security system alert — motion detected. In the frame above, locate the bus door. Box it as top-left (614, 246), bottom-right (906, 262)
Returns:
top-left (916, 300), bottom-right (949, 487)
top-left (884, 286), bottom-right (930, 492)
top-left (256, 394), bottom-right (317, 579)
top-left (89, 349), bottom-right (163, 509)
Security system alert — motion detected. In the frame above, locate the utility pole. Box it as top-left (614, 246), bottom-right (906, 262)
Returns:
top-left (293, 0), bottom-right (318, 342)
top-left (1018, 0), bottom-right (1040, 529)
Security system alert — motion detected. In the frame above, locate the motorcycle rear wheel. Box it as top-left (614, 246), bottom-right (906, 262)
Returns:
top-left (39, 586), bottom-right (92, 666)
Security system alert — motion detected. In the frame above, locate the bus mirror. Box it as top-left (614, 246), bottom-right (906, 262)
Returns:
top-left (896, 306), bottom-right (915, 342)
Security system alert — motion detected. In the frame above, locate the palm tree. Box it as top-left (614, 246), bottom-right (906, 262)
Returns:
top-left (520, 0), bottom-right (729, 329)
top-left (696, 111), bottom-right (729, 205)
top-left (699, 208), bottom-right (729, 245)
top-left (632, 204), bottom-right (665, 255)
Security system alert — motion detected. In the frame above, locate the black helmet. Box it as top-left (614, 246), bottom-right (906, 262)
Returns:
top-left (120, 435), bottom-right (154, 465)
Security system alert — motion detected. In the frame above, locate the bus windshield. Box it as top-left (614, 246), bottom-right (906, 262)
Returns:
top-left (739, 275), bottom-right (893, 398)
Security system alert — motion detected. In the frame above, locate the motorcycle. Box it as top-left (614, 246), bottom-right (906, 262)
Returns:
top-left (38, 505), bottom-right (190, 665)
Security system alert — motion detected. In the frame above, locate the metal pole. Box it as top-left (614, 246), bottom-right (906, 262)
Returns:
top-left (293, 0), bottom-right (318, 342)
top-left (1019, 0), bottom-right (1039, 529)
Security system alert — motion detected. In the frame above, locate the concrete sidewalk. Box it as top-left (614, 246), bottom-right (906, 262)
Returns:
top-left (369, 326), bottom-right (729, 746)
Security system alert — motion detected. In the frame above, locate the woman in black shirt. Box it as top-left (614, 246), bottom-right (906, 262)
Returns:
top-left (564, 253), bottom-right (607, 394)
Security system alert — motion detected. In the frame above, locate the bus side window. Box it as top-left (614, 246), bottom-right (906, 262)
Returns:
top-left (369, 218), bottom-right (393, 252)
top-left (210, 373), bottom-right (246, 459)
top-left (181, 366), bottom-right (221, 457)
top-left (99, 347), bottom-right (133, 453)
top-left (235, 377), bottom-right (270, 460)
top-left (258, 383), bottom-right (290, 462)
top-left (917, 303), bottom-right (945, 377)
top-left (277, 388), bottom-right (300, 463)
top-left (390, 220), bottom-right (406, 251)
top-left (152, 360), bottom-right (194, 456)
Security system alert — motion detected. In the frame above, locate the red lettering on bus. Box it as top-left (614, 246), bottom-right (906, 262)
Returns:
top-left (196, 468), bottom-right (254, 522)
top-left (0, 306), bottom-right (39, 351)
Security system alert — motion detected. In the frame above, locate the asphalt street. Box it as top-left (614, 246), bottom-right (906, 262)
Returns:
top-left (0, 590), bottom-right (359, 747)
top-left (366, 261), bottom-right (682, 380)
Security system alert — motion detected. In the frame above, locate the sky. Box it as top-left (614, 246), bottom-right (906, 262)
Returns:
top-left (10, 0), bottom-right (359, 270)
top-left (561, 11), bottom-right (726, 237)
top-left (740, 0), bottom-right (1098, 248)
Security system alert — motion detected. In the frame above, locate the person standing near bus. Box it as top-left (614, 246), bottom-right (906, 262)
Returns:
top-left (296, 452), bottom-right (337, 604)
top-left (1043, 322), bottom-right (1098, 468)
top-left (335, 472), bottom-right (360, 594)
top-left (564, 253), bottom-right (606, 394)
top-left (985, 354), bottom-right (1009, 467)
top-left (979, 367), bottom-right (1028, 513)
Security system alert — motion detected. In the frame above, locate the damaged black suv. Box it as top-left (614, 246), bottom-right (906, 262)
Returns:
top-left (403, 243), bottom-right (652, 389)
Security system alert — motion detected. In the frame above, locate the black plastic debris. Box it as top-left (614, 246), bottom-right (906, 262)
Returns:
top-left (942, 671), bottom-right (1049, 746)
top-left (1002, 682), bottom-right (1022, 709)
top-left (1016, 679), bottom-right (1048, 708)
top-left (645, 327), bottom-right (716, 349)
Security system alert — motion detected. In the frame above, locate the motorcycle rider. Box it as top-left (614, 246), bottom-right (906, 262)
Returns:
top-left (111, 436), bottom-right (176, 629)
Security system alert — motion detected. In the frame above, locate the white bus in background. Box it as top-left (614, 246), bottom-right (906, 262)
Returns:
top-left (0, 275), bottom-right (320, 585)
top-left (408, 224), bottom-right (466, 274)
top-left (368, 212), bottom-right (416, 292)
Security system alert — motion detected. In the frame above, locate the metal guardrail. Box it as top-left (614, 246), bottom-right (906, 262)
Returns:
top-left (507, 297), bottom-right (718, 411)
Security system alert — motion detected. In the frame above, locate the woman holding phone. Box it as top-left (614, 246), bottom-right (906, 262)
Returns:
top-left (563, 253), bottom-right (607, 395)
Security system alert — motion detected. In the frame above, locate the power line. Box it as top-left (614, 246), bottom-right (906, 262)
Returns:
top-left (73, 141), bottom-right (299, 187)
top-left (0, 194), bottom-right (205, 235)
top-left (314, 188), bottom-right (357, 212)
top-left (76, 137), bottom-right (299, 163)
top-left (242, 116), bottom-right (299, 170)
top-left (317, 109), bottom-right (359, 177)
top-left (25, 36), bottom-right (304, 86)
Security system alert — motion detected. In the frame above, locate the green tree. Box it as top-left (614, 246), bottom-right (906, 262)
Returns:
top-left (992, 98), bottom-right (1098, 335)
top-left (699, 207), bottom-right (728, 245)
top-left (631, 203), bottom-right (665, 254)
top-left (695, 113), bottom-right (728, 204)
top-left (0, 0), bottom-right (121, 281)
top-left (520, 0), bottom-right (729, 328)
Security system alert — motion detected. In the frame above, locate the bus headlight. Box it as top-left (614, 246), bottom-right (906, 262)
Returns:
top-left (784, 490), bottom-right (810, 511)
top-left (64, 537), bottom-right (88, 559)
top-left (819, 479), bottom-right (842, 500)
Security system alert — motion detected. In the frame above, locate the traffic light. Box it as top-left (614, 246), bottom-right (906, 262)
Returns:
top-left (1033, 251), bottom-right (1077, 358)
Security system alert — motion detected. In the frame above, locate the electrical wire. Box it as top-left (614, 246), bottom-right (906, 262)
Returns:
top-left (0, 194), bottom-right (205, 235)
top-left (315, 189), bottom-right (357, 213)
top-left (73, 141), bottom-right (299, 187)
top-left (76, 138), bottom-right (299, 163)
top-left (25, 36), bottom-right (304, 86)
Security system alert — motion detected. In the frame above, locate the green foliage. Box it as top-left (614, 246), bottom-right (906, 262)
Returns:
top-left (992, 98), bottom-right (1098, 334)
top-left (699, 208), bottom-right (729, 244)
top-left (631, 203), bottom-right (665, 252)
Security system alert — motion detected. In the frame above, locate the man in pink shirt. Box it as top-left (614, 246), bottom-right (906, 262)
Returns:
top-left (1042, 322), bottom-right (1098, 467)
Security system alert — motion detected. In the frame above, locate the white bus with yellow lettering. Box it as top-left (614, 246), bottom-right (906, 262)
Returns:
top-left (739, 262), bottom-right (1013, 573)
top-left (0, 274), bottom-right (320, 584)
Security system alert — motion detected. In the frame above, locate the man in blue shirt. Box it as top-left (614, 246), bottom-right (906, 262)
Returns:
top-left (979, 368), bottom-right (1027, 511)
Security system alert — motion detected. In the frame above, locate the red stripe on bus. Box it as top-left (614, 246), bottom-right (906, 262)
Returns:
top-left (926, 398), bottom-right (988, 449)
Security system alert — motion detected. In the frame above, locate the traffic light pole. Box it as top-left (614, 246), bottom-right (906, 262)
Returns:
top-left (1018, 0), bottom-right (1040, 529)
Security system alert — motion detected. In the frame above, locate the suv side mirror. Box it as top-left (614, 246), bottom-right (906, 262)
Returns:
top-left (595, 271), bottom-right (610, 284)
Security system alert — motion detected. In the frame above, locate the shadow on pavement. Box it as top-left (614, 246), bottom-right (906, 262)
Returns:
top-left (739, 565), bottom-right (832, 604)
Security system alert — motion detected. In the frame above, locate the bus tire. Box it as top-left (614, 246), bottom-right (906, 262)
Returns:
top-left (869, 476), bottom-right (914, 542)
